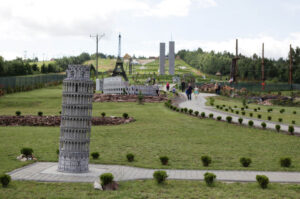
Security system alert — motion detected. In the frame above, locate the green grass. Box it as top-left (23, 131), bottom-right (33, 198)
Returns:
top-left (1, 180), bottom-right (300, 199)
top-left (1, 86), bottom-right (300, 174)
top-left (30, 60), bottom-right (55, 68)
top-left (209, 96), bottom-right (300, 125)
top-left (84, 58), bottom-right (117, 72)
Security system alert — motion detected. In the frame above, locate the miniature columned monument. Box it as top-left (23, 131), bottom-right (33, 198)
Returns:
top-left (58, 65), bottom-right (93, 173)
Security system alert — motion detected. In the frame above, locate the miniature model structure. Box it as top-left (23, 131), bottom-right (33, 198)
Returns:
top-left (169, 41), bottom-right (175, 75)
top-left (58, 65), bottom-right (94, 173)
top-left (159, 42), bottom-right (165, 75)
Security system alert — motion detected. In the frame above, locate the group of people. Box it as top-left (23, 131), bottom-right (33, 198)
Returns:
top-left (166, 81), bottom-right (199, 101)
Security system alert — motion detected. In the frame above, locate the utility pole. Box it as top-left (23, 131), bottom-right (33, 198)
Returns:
top-left (90, 33), bottom-right (105, 79)
top-left (262, 43), bottom-right (264, 82)
top-left (231, 39), bottom-right (239, 83)
top-left (289, 44), bottom-right (293, 86)
top-left (235, 39), bottom-right (238, 83)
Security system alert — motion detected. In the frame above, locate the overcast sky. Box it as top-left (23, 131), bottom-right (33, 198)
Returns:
top-left (0, 0), bottom-right (300, 60)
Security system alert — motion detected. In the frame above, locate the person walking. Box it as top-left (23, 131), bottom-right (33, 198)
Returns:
top-left (186, 83), bottom-right (193, 100)
top-left (166, 82), bottom-right (170, 91)
top-left (194, 86), bottom-right (199, 99)
top-left (181, 80), bottom-right (186, 92)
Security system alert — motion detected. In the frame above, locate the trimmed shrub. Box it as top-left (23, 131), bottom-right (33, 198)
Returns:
top-left (100, 173), bottom-right (114, 186)
top-left (292, 120), bottom-right (296, 124)
top-left (280, 157), bottom-right (292, 167)
top-left (235, 111), bottom-right (239, 114)
top-left (219, 107), bottom-right (223, 110)
top-left (56, 149), bottom-right (59, 155)
top-left (256, 175), bottom-right (269, 189)
top-left (267, 116), bottom-right (272, 121)
top-left (188, 109), bottom-right (193, 115)
top-left (225, 108), bottom-right (228, 111)
top-left (126, 153), bottom-right (135, 162)
top-left (254, 108), bottom-right (257, 112)
top-left (159, 156), bottom-right (169, 165)
top-left (216, 105), bottom-right (220, 109)
top-left (194, 111), bottom-right (199, 116)
top-left (222, 104), bottom-right (226, 107)
top-left (217, 116), bottom-right (222, 121)
top-left (226, 116), bottom-right (232, 123)
top-left (21, 147), bottom-right (33, 156)
top-left (240, 157), bottom-right (252, 167)
top-left (278, 118), bottom-right (283, 122)
top-left (91, 152), bottom-right (100, 159)
top-left (101, 112), bottom-right (106, 117)
top-left (257, 114), bottom-right (261, 119)
top-left (293, 111), bottom-right (297, 114)
top-left (59, 111), bottom-right (62, 115)
top-left (245, 105), bottom-right (249, 109)
top-left (241, 107), bottom-right (244, 111)
top-left (0, 174), bottom-right (11, 187)
top-left (280, 109), bottom-right (285, 113)
top-left (234, 105), bottom-right (237, 108)
top-left (201, 155), bottom-right (212, 167)
top-left (238, 118), bottom-right (243, 124)
top-left (248, 120), bottom-right (254, 127)
top-left (242, 111), bottom-right (245, 115)
top-left (176, 108), bottom-right (179, 112)
top-left (153, 170), bottom-right (168, 184)
top-left (288, 125), bottom-right (294, 135)
top-left (261, 122), bottom-right (266, 129)
top-left (204, 172), bottom-right (216, 186)
top-left (257, 107), bottom-right (261, 110)
top-left (201, 112), bottom-right (205, 117)
top-left (231, 109), bottom-right (234, 113)
top-left (275, 124), bottom-right (281, 132)
top-left (184, 108), bottom-right (188, 113)
top-left (209, 113), bottom-right (214, 118)
top-left (249, 113), bottom-right (253, 117)
top-left (123, 113), bottom-right (129, 119)
top-left (38, 111), bottom-right (43, 116)
top-left (16, 111), bottom-right (21, 116)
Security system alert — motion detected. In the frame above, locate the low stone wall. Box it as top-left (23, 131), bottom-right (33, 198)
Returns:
top-left (0, 116), bottom-right (135, 126)
top-left (93, 94), bottom-right (168, 103)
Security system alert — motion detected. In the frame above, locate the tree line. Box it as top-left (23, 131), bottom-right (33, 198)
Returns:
top-left (177, 47), bottom-right (300, 83)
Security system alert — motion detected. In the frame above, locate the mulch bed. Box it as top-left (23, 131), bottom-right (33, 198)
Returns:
top-left (93, 94), bottom-right (168, 103)
top-left (0, 115), bottom-right (135, 126)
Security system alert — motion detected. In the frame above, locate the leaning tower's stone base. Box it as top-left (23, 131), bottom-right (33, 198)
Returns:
top-left (58, 153), bottom-right (89, 173)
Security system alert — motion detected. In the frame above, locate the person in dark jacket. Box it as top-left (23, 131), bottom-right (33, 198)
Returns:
top-left (181, 81), bottom-right (186, 92)
top-left (186, 83), bottom-right (193, 100)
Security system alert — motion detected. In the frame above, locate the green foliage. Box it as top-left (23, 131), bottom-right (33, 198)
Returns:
top-left (194, 111), bottom-right (199, 116)
top-left (201, 112), bottom-right (205, 117)
top-left (216, 105), bottom-right (220, 109)
top-left (238, 118), bottom-right (243, 124)
top-left (292, 120), bottom-right (296, 124)
top-left (56, 149), bottom-right (59, 155)
top-left (100, 173), bottom-right (114, 186)
top-left (268, 116), bottom-right (272, 121)
top-left (159, 156), bottom-right (169, 165)
top-left (249, 113), bottom-right (253, 117)
top-left (126, 153), bottom-right (135, 162)
top-left (254, 109), bottom-right (257, 112)
top-left (267, 108), bottom-right (273, 112)
top-left (256, 175), bottom-right (269, 189)
top-left (38, 111), bottom-right (43, 116)
top-left (288, 125), bottom-right (294, 135)
top-left (280, 109), bottom-right (285, 114)
top-left (138, 91), bottom-right (144, 104)
top-left (15, 111), bottom-right (21, 116)
top-left (242, 98), bottom-right (247, 106)
top-left (123, 113), bottom-right (129, 119)
top-left (261, 122), bottom-right (266, 129)
top-left (241, 111), bottom-right (245, 115)
top-left (248, 120), bottom-right (254, 127)
top-left (278, 118), bottom-right (283, 122)
top-left (293, 111), bottom-right (297, 114)
top-left (188, 109), bottom-right (193, 115)
top-left (153, 170), bottom-right (168, 184)
top-left (209, 113), bottom-right (214, 118)
top-left (280, 157), bottom-right (292, 167)
top-left (21, 147), bottom-right (33, 156)
top-left (240, 157), bottom-right (252, 167)
top-left (257, 114), bottom-right (261, 119)
top-left (275, 124), bottom-right (281, 132)
top-left (0, 174), bottom-right (11, 187)
top-left (235, 111), bottom-right (239, 114)
top-left (101, 112), bottom-right (106, 117)
top-left (201, 155), bottom-right (212, 167)
top-left (91, 152), bottom-right (100, 159)
top-left (184, 108), bottom-right (188, 113)
top-left (226, 116), bottom-right (232, 123)
top-left (217, 116), bottom-right (222, 121)
top-left (209, 98), bottom-right (215, 106)
top-left (204, 172), bottom-right (216, 186)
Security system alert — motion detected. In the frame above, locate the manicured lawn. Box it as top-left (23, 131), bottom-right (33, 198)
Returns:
top-left (1, 180), bottom-right (300, 199)
top-left (1, 86), bottom-right (300, 174)
top-left (208, 96), bottom-right (300, 125)
top-left (84, 58), bottom-right (117, 72)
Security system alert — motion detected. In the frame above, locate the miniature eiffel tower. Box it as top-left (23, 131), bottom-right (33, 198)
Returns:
top-left (112, 34), bottom-right (128, 81)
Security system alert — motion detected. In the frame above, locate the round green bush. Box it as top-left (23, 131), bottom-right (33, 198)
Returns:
top-left (91, 152), bottom-right (100, 159)
top-left (56, 149), bottom-right (59, 155)
top-left (235, 111), bottom-right (239, 114)
top-left (100, 173), bottom-right (114, 185)
top-left (176, 108), bottom-right (179, 112)
top-left (249, 113), bottom-right (253, 117)
top-left (159, 156), bottom-right (169, 165)
top-left (234, 105), bottom-right (237, 108)
top-left (38, 111), bottom-right (43, 116)
top-left (126, 153), bottom-right (135, 162)
top-left (226, 116), bottom-right (232, 123)
top-left (256, 175), bottom-right (269, 189)
top-left (257, 114), bottom-right (262, 119)
top-left (184, 108), bottom-right (188, 113)
top-left (267, 108), bottom-right (273, 112)
top-left (292, 120), bottom-right (296, 124)
top-left (217, 116), bottom-right (222, 121)
top-left (200, 112), bottom-right (205, 117)
top-left (15, 111), bottom-right (21, 116)
top-left (123, 113), bottom-right (129, 119)
top-left (241, 107), bottom-right (244, 111)
top-left (293, 111), bottom-right (297, 114)
top-left (280, 157), bottom-right (292, 167)
top-left (254, 109), bottom-right (257, 112)
top-left (238, 118), bottom-right (243, 124)
top-left (225, 108), bottom-right (228, 112)
top-left (194, 111), bottom-right (199, 116)
top-left (261, 122), bottom-right (266, 129)
top-left (209, 113), bottom-right (214, 118)
top-left (101, 112), bottom-right (106, 117)
top-left (275, 124), bottom-right (281, 132)
top-left (248, 120), bottom-right (254, 127)
top-left (257, 107), bottom-right (261, 110)
top-left (180, 108), bottom-right (184, 112)
top-left (220, 107), bottom-right (223, 110)
top-left (288, 125), bottom-right (294, 135)
top-left (153, 170), bottom-right (168, 184)
top-left (240, 157), bottom-right (252, 167)
top-left (242, 111), bottom-right (245, 115)
top-left (188, 109), bottom-right (193, 115)
top-left (245, 105), bottom-right (249, 109)
top-left (267, 116), bottom-right (272, 121)
top-left (204, 172), bottom-right (216, 186)
top-left (0, 174), bottom-right (11, 187)
top-left (216, 105), bottom-right (220, 109)
top-left (21, 147), bottom-right (33, 156)
top-left (201, 155), bottom-right (212, 167)
top-left (278, 118), bottom-right (283, 122)
top-left (280, 109), bottom-right (285, 113)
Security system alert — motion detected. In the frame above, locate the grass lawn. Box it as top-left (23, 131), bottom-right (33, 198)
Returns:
top-left (1, 180), bottom-right (300, 199)
top-left (1, 86), bottom-right (300, 174)
top-left (84, 58), bottom-right (117, 72)
top-left (208, 95), bottom-right (300, 125)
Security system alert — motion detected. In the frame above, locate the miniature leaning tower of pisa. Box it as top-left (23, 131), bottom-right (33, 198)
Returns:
top-left (58, 65), bottom-right (94, 173)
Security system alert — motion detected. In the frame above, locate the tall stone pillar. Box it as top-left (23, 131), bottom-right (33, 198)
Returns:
top-left (169, 41), bottom-right (175, 75)
top-left (159, 42), bottom-right (165, 75)
top-left (58, 65), bottom-right (93, 173)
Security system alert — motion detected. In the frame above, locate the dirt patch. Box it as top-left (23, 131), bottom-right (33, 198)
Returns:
top-left (93, 94), bottom-right (168, 103)
top-left (0, 115), bottom-right (135, 126)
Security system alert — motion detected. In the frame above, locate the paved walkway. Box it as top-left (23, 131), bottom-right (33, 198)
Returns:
top-left (8, 162), bottom-right (300, 183)
top-left (178, 93), bottom-right (300, 134)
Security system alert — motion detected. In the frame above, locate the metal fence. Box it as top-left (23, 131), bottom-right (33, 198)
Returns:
top-left (0, 74), bottom-right (66, 89)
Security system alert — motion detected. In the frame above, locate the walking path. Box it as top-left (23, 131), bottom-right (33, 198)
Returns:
top-left (8, 162), bottom-right (300, 183)
top-left (178, 93), bottom-right (300, 134)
